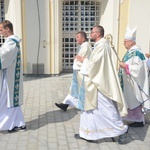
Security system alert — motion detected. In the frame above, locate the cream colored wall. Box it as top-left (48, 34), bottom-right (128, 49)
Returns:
top-left (50, 0), bottom-right (63, 74)
top-left (21, 0), bottom-right (27, 74)
top-left (100, 0), bottom-right (121, 65)
top-left (21, 0), bottom-right (62, 75)
top-left (118, 0), bottom-right (129, 60)
top-left (24, 0), bottom-right (51, 74)
top-left (118, 0), bottom-right (150, 59)
top-left (129, 0), bottom-right (150, 54)
top-left (4, 0), bottom-right (22, 40)
top-left (100, 0), bottom-right (119, 39)
top-left (5, 0), bottom-right (51, 74)
top-left (4, 0), bottom-right (25, 71)
top-left (5, 0), bottom-right (150, 75)
top-left (4, 0), bottom-right (64, 75)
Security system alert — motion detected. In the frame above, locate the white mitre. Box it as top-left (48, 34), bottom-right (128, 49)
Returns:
top-left (125, 26), bottom-right (137, 42)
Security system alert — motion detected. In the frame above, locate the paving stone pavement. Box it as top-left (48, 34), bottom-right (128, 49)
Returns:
top-left (0, 73), bottom-right (150, 150)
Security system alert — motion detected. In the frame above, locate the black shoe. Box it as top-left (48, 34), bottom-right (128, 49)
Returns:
top-left (74, 134), bottom-right (82, 139)
top-left (8, 127), bottom-right (19, 133)
top-left (111, 137), bottom-right (115, 142)
top-left (55, 103), bottom-right (69, 111)
top-left (8, 125), bottom-right (26, 133)
top-left (118, 129), bottom-right (128, 144)
top-left (74, 134), bottom-right (97, 143)
top-left (128, 122), bottom-right (144, 127)
top-left (18, 125), bottom-right (26, 131)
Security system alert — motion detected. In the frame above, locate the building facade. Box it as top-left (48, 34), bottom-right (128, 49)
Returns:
top-left (1, 0), bottom-right (150, 75)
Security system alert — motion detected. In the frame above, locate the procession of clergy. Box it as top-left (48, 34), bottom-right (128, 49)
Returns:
top-left (0, 20), bottom-right (150, 144)
top-left (55, 26), bottom-right (150, 143)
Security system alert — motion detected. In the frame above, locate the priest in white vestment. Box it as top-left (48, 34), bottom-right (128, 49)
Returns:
top-left (119, 26), bottom-right (149, 127)
top-left (0, 20), bottom-right (26, 132)
top-left (55, 31), bottom-right (92, 111)
top-left (145, 53), bottom-right (150, 70)
top-left (75, 26), bottom-right (128, 144)
top-left (145, 53), bottom-right (150, 110)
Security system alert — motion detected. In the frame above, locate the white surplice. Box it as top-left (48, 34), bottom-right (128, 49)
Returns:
top-left (63, 42), bottom-right (92, 107)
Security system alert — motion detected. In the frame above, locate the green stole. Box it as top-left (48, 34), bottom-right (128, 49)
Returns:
top-left (10, 38), bottom-right (21, 107)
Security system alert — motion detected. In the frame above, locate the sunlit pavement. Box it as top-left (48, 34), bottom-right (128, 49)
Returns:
top-left (0, 73), bottom-right (150, 150)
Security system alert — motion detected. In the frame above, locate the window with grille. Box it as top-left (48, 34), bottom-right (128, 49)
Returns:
top-left (62, 0), bottom-right (100, 70)
top-left (0, 0), bottom-right (4, 46)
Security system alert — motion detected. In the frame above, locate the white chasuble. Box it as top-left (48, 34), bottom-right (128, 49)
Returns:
top-left (119, 46), bottom-right (149, 110)
top-left (79, 38), bottom-right (128, 116)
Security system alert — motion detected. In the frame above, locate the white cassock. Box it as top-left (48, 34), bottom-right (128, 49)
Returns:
top-left (80, 92), bottom-right (128, 140)
top-left (77, 38), bottom-right (128, 140)
top-left (0, 35), bottom-right (25, 131)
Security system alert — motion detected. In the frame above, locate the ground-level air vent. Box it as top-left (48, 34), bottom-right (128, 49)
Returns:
top-left (32, 63), bottom-right (44, 74)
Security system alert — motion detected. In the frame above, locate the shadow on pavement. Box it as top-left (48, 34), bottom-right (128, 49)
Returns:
top-left (25, 108), bottom-right (78, 130)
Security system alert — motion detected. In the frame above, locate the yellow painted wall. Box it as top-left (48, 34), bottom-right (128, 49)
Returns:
top-left (49, 0), bottom-right (54, 74)
top-left (118, 0), bottom-right (129, 60)
top-left (21, 0), bottom-right (27, 74)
